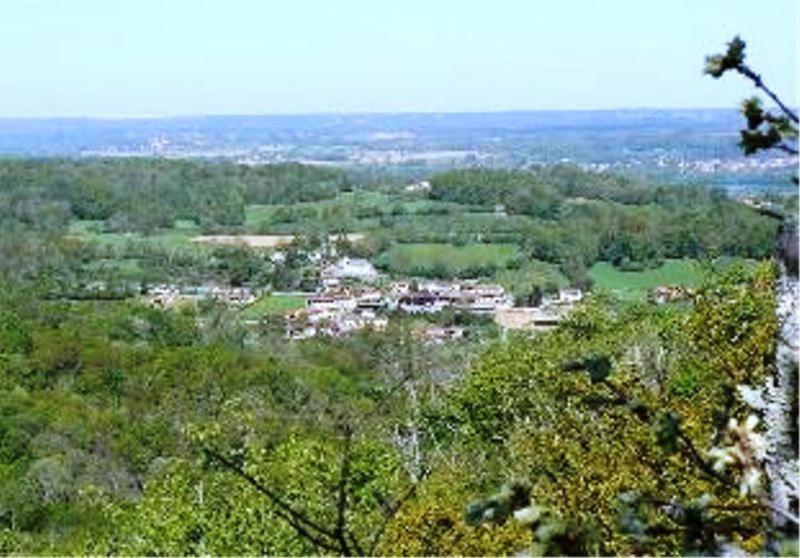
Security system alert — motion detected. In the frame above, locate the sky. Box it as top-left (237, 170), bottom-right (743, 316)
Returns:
top-left (0, 0), bottom-right (796, 117)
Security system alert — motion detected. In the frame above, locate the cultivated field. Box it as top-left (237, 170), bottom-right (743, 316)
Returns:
top-left (376, 242), bottom-right (520, 278)
top-left (191, 234), bottom-right (298, 248)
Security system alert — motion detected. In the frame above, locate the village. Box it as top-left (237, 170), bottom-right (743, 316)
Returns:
top-left (143, 253), bottom-right (590, 342)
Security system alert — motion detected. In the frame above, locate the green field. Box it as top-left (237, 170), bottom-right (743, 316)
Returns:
top-left (588, 259), bottom-right (705, 300)
top-left (240, 294), bottom-right (308, 319)
top-left (83, 258), bottom-right (145, 280)
top-left (493, 260), bottom-right (569, 297)
top-left (70, 192), bottom-right (529, 249)
top-left (68, 219), bottom-right (206, 250)
top-left (244, 192), bottom-right (471, 236)
top-left (376, 242), bottom-right (520, 278)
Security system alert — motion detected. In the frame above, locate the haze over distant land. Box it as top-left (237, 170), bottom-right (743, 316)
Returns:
top-left (0, 0), bottom-right (795, 117)
top-left (1, 109), bottom-right (793, 196)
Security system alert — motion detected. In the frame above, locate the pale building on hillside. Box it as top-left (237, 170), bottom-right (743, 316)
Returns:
top-left (398, 291), bottom-right (450, 314)
top-left (494, 306), bottom-right (567, 331)
top-left (322, 257), bottom-right (379, 282)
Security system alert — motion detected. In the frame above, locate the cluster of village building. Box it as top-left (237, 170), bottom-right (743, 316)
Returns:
top-left (144, 255), bottom-right (593, 342)
top-left (285, 278), bottom-right (523, 340)
top-left (283, 257), bottom-right (588, 340)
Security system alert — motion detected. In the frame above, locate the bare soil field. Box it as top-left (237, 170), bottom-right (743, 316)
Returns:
top-left (191, 233), bottom-right (365, 248)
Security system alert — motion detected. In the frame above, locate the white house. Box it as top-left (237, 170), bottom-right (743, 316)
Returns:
top-left (307, 293), bottom-right (358, 313)
top-left (389, 281), bottom-right (412, 297)
top-left (322, 257), bottom-right (379, 282)
top-left (398, 291), bottom-right (450, 314)
top-left (542, 288), bottom-right (584, 307)
top-left (404, 180), bottom-right (431, 193)
top-left (147, 284), bottom-right (180, 307)
top-left (424, 326), bottom-right (466, 343)
top-left (560, 288), bottom-right (584, 304)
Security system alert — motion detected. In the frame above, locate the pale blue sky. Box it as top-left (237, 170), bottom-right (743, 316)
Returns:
top-left (0, 0), bottom-right (796, 117)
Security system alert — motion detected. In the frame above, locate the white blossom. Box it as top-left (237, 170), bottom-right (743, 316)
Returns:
top-left (513, 505), bottom-right (541, 525)
top-left (708, 414), bottom-right (767, 496)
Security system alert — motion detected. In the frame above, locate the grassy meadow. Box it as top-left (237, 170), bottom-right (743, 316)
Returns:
top-left (375, 242), bottom-right (520, 277)
top-left (587, 258), bottom-right (760, 300)
top-left (588, 259), bottom-right (703, 300)
top-left (240, 294), bottom-right (308, 319)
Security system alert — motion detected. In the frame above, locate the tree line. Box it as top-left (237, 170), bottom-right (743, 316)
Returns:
top-left (0, 159), bottom-right (350, 233)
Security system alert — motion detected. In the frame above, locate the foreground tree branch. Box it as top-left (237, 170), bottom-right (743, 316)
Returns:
top-left (705, 36), bottom-right (798, 124)
top-left (563, 358), bottom-right (799, 528)
top-left (736, 64), bottom-right (799, 124)
top-left (203, 447), bottom-right (344, 553)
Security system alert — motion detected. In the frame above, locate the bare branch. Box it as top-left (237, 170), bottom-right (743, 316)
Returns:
top-left (641, 495), bottom-right (800, 527)
top-left (776, 142), bottom-right (799, 156)
top-left (761, 499), bottom-right (800, 526)
top-left (594, 377), bottom-right (736, 488)
top-left (334, 424), bottom-right (354, 556)
top-left (675, 431), bottom-right (736, 488)
top-left (737, 64), bottom-right (799, 124)
top-left (203, 447), bottom-right (340, 551)
top-left (366, 473), bottom-right (427, 555)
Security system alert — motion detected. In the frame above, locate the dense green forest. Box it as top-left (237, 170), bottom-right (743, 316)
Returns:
top-left (0, 159), bottom-right (779, 290)
top-left (0, 159), bottom-right (349, 233)
top-left (0, 158), bottom-right (793, 555)
top-left (0, 259), bottom-right (782, 555)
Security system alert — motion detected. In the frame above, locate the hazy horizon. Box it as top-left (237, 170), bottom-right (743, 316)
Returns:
top-left (0, 106), bottom-right (783, 122)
